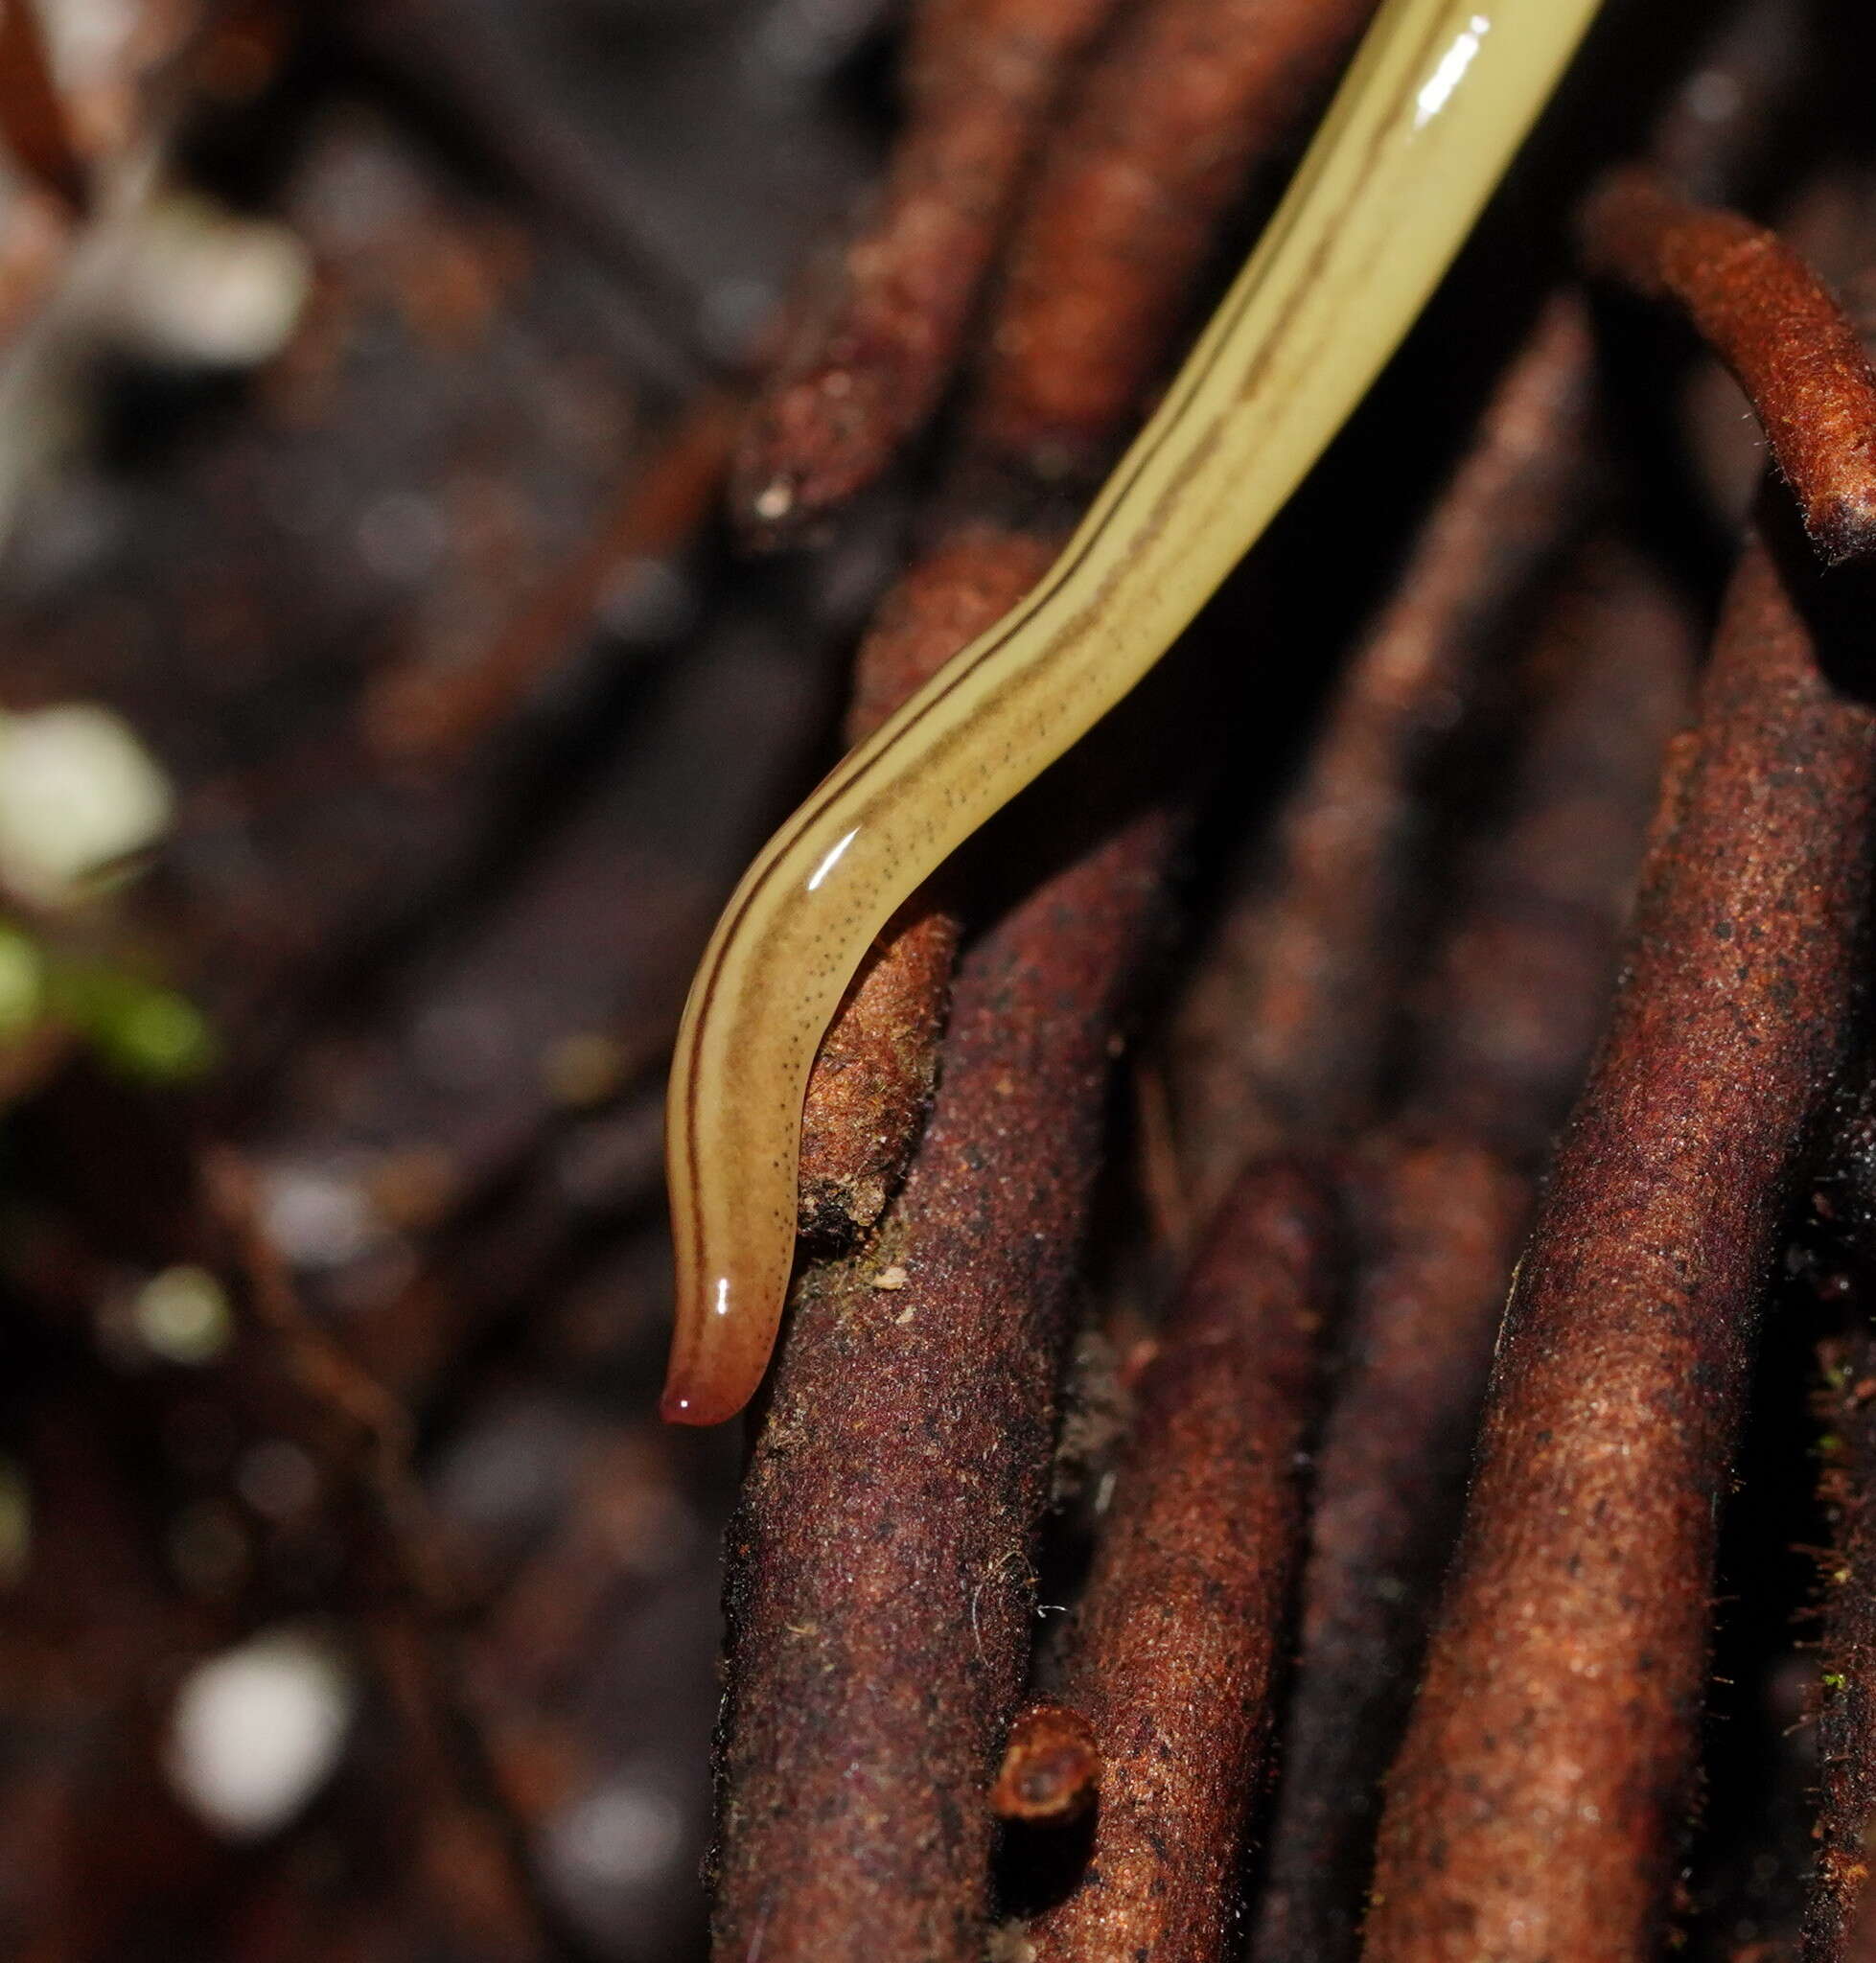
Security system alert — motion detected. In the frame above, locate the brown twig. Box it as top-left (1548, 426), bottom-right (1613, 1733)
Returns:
top-left (797, 521), bottom-right (1059, 1240)
top-left (708, 654), bottom-right (1208, 1960)
top-left (989, 1700), bottom-right (1100, 1823)
top-left (1581, 166), bottom-right (1876, 565)
top-left (731, 0), bottom-right (1123, 543)
top-left (796, 0), bottom-right (1401, 1236)
top-left (1401, 541), bottom-right (1697, 1158)
top-left (967, 0), bottom-right (1379, 482)
top-left (1250, 547), bottom-right (1690, 1963)
top-left (1253, 1137), bottom-right (1529, 1963)
top-left (1170, 294), bottom-right (1596, 1207)
top-left (1024, 1158), bottom-right (1336, 1963)
top-left (1363, 506), bottom-right (1876, 1962)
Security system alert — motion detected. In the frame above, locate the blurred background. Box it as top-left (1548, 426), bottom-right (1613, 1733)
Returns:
top-left (10, 2), bottom-right (1870, 1958)
top-left (0, 3), bottom-right (911, 1956)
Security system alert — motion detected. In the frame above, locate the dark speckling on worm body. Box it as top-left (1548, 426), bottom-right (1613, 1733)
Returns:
top-left (662, 0), bottom-right (1608, 1425)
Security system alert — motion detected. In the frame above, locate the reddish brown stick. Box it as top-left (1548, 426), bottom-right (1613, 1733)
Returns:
top-left (799, 0), bottom-right (1402, 1233)
top-left (709, 679), bottom-right (1200, 1958)
top-left (1582, 167), bottom-right (1876, 565)
top-left (990, 1701), bottom-right (1101, 1824)
top-left (1251, 546), bottom-right (1693, 1963)
top-left (968, 0), bottom-right (1380, 480)
top-left (797, 523), bottom-right (1059, 1240)
top-left (1253, 1137), bottom-right (1528, 1963)
top-left (731, 0), bottom-right (1121, 543)
top-left (1401, 543), bottom-right (1697, 1159)
top-left (1171, 296), bottom-right (1595, 1207)
top-left (1024, 1158), bottom-right (1336, 1963)
top-left (1363, 517), bottom-right (1876, 1963)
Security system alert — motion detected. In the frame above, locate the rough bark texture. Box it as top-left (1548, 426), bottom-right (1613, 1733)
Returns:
top-left (708, 662), bottom-right (1203, 1959)
top-left (1583, 167), bottom-right (1876, 565)
top-left (1364, 519), bottom-right (1876, 1963)
top-left (1025, 1159), bottom-right (1337, 1963)
top-left (796, 524), bottom-right (1059, 1242)
top-left (1253, 1136), bottom-right (1528, 1963)
top-left (731, 0), bottom-right (1122, 542)
top-left (969, 0), bottom-right (1382, 481)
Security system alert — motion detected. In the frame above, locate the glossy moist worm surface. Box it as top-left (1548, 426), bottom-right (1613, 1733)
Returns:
top-left (662, 0), bottom-right (1604, 1425)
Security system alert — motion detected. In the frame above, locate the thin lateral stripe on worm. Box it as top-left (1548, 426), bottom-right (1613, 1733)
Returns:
top-left (673, 0), bottom-right (1457, 1136)
top-left (672, 0), bottom-right (1589, 1374)
top-left (700, 0), bottom-right (1455, 883)
top-left (665, 0), bottom-right (1607, 1423)
top-left (673, 0), bottom-right (1452, 1299)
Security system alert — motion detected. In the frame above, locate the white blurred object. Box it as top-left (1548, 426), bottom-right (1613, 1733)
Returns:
top-left (167, 1627), bottom-right (358, 1839)
top-left (132, 1263), bottom-right (233, 1364)
top-left (549, 1774), bottom-right (685, 1890)
top-left (0, 702), bottom-right (173, 904)
top-left (101, 191), bottom-right (312, 368)
top-left (39, 0), bottom-right (145, 79)
top-left (0, 140), bottom-right (313, 543)
top-left (260, 1162), bottom-right (382, 1271)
